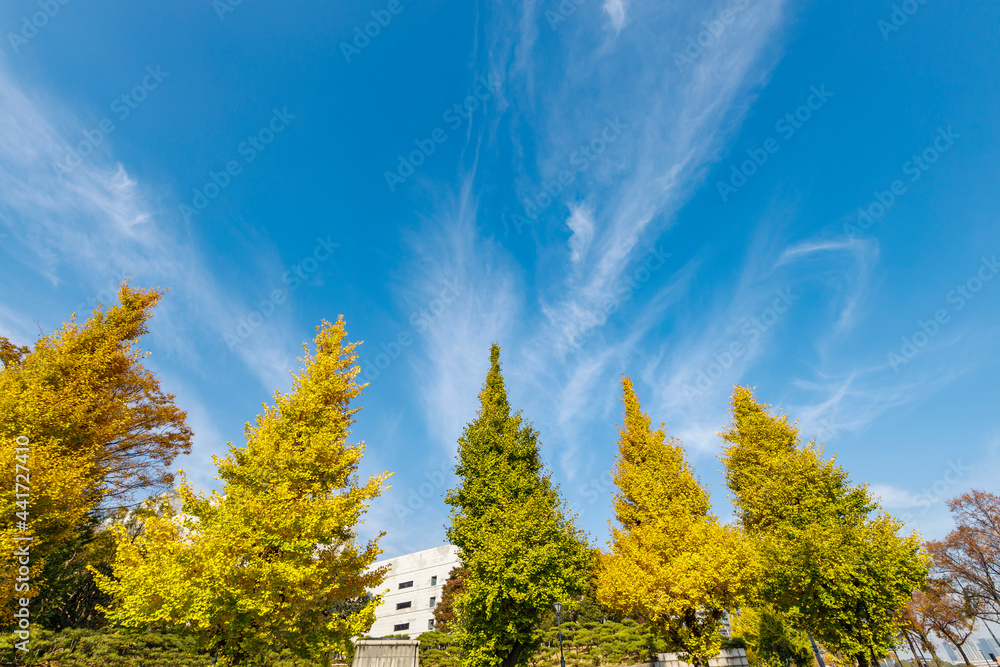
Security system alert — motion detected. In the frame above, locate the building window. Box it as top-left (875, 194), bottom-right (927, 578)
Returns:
top-left (398, 581), bottom-right (413, 589)
top-left (431, 576), bottom-right (437, 586)
top-left (430, 597), bottom-right (436, 607)
top-left (394, 623), bottom-right (409, 632)
top-left (428, 619), bottom-right (435, 630)
top-left (396, 601), bottom-right (411, 610)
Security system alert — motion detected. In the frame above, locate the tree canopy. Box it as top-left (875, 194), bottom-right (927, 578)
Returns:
top-left (721, 386), bottom-right (928, 667)
top-left (94, 318), bottom-right (389, 666)
top-left (0, 283), bottom-right (192, 627)
top-left (926, 490), bottom-right (1000, 623)
top-left (597, 377), bottom-right (758, 666)
top-left (445, 344), bottom-right (591, 667)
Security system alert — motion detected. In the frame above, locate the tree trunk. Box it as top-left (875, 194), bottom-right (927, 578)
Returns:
top-left (915, 641), bottom-right (931, 667)
top-left (501, 643), bottom-right (525, 667)
top-left (913, 629), bottom-right (943, 667)
top-left (905, 632), bottom-right (925, 667)
top-left (926, 644), bottom-right (944, 667)
top-left (954, 641), bottom-right (972, 667)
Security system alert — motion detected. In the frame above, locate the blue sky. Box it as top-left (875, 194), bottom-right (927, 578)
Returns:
top-left (1, 0), bottom-right (999, 571)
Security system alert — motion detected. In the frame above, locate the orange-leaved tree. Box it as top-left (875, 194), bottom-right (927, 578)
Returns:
top-left (0, 282), bottom-right (192, 628)
top-left (926, 491), bottom-right (1000, 625)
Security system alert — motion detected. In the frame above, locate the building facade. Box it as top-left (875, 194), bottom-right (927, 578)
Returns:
top-left (979, 638), bottom-right (1000, 663)
top-left (366, 544), bottom-right (461, 638)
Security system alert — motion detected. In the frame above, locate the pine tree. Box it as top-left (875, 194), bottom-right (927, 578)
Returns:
top-left (94, 318), bottom-right (390, 665)
top-left (597, 377), bottom-right (758, 667)
top-left (729, 604), bottom-right (815, 667)
top-left (721, 386), bottom-right (928, 667)
top-left (445, 344), bottom-right (591, 667)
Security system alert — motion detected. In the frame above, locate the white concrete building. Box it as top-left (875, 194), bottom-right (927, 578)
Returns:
top-left (366, 544), bottom-right (461, 638)
top-left (978, 638), bottom-right (1000, 663)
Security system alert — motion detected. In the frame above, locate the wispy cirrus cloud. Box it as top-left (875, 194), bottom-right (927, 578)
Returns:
top-left (0, 57), bottom-right (303, 490)
top-left (0, 57), bottom-right (308, 393)
top-left (603, 0), bottom-right (628, 32)
top-left (398, 0), bottom-right (791, 478)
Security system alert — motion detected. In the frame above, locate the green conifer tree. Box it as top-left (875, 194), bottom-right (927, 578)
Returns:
top-left (445, 344), bottom-right (591, 667)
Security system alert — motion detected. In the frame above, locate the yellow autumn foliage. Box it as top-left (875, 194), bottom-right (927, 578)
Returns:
top-left (597, 377), bottom-right (758, 667)
top-left (93, 318), bottom-right (390, 665)
top-left (0, 283), bottom-right (191, 622)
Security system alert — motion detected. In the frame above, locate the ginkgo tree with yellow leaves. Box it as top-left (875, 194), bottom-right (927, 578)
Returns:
top-left (721, 386), bottom-right (928, 667)
top-left (93, 317), bottom-right (390, 666)
top-left (0, 283), bottom-right (192, 629)
top-left (597, 377), bottom-right (759, 667)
